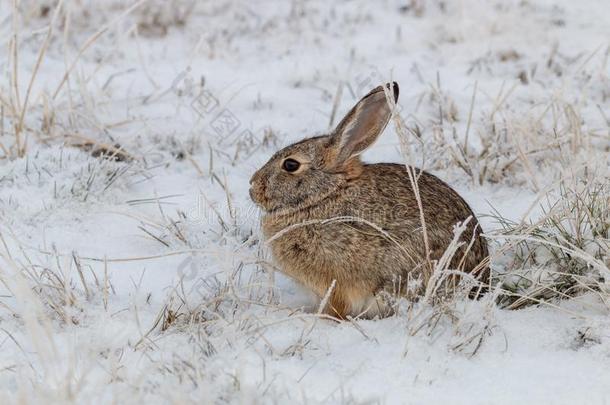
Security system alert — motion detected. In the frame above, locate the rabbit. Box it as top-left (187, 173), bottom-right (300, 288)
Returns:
top-left (249, 82), bottom-right (489, 319)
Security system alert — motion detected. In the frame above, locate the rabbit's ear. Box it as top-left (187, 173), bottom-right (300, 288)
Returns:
top-left (330, 82), bottom-right (399, 164)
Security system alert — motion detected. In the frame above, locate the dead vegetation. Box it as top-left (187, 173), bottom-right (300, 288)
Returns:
top-left (494, 174), bottom-right (609, 310)
top-left (404, 45), bottom-right (609, 191)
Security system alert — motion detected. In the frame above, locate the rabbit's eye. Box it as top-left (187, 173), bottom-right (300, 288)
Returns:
top-left (282, 158), bottom-right (301, 172)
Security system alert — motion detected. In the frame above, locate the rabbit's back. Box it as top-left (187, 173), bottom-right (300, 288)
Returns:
top-left (356, 163), bottom-right (488, 273)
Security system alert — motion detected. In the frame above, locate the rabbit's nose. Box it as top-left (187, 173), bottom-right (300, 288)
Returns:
top-left (249, 170), bottom-right (262, 185)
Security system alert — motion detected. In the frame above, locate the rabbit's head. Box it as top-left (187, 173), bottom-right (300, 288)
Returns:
top-left (250, 82), bottom-right (399, 212)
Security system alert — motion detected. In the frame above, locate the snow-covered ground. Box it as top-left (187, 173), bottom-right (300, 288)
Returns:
top-left (0, 0), bottom-right (609, 403)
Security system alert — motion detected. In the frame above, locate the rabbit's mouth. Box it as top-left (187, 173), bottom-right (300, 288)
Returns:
top-left (249, 187), bottom-right (260, 204)
top-left (249, 186), bottom-right (272, 211)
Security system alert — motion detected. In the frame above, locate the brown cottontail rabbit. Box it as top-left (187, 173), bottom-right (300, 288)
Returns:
top-left (250, 82), bottom-right (489, 319)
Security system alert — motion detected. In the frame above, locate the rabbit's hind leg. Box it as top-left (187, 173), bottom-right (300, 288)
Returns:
top-left (327, 289), bottom-right (350, 320)
top-left (327, 286), bottom-right (393, 320)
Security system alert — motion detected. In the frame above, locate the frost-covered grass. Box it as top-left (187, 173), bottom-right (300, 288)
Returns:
top-left (495, 174), bottom-right (609, 309)
top-left (0, 0), bottom-right (609, 403)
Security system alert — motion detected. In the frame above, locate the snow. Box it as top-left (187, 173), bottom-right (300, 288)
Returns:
top-left (0, 0), bottom-right (609, 403)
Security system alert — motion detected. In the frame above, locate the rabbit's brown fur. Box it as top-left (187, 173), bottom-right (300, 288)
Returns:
top-left (250, 83), bottom-right (489, 319)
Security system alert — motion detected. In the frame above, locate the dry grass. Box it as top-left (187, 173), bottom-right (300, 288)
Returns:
top-left (402, 47), bottom-right (609, 190)
top-left (0, 225), bottom-right (114, 322)
top-left (493, 174), bottom-right (609, 309)
top-left (0, 0), bottom-right (62, 158)
top-left (0, 0), bottom-right (145, 159)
